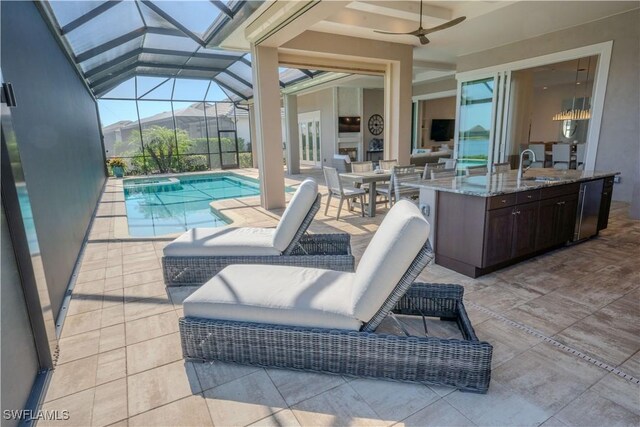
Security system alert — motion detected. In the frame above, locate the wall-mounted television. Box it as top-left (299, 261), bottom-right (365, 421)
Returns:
top-left (430, 119), bottom-right (455, 141)
top-left (338, 116), bottom-right (361, 133)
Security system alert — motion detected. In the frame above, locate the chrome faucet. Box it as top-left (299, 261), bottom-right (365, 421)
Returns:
top-left (517, 149), bottom-right (536, 182)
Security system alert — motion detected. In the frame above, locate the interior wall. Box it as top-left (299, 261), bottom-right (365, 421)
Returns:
top-left (413, 77), bottom-right (457, 97)
top-left (419, 96), bottom-right (456, 147)
top-left (457, 9), bottom-right (640, 203)
top-left (296, 87), bottom-right (336, 165)
top-left (1, 1), bottom-right (106, 317)
top-left (363, 88), bottom-right (384, 147)
top-left (1, 204), bottom-right (39, 426)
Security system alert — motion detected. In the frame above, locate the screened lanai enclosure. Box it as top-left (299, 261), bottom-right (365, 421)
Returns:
top-left (39, 0), bottom-right (324, 174)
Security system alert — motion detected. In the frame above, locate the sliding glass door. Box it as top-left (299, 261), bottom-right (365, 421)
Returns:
top-left (455, 72), bottom-right (511, 170)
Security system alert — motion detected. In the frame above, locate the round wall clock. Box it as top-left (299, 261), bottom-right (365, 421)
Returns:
top-left (368, 114), bottom-right (384, 135)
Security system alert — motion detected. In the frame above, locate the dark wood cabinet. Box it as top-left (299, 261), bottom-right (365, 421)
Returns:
top-left (536, 194), bottom-right (578, 250)
top-left (512, 201), bottom-right (539, 258)
top-left (598, 179), bottom-right (614, 231)
top-left (483, 206), bottom-right (515, 266)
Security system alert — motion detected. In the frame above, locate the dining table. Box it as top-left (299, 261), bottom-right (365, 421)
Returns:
top-left (339, 170), bottom-right (392, 217)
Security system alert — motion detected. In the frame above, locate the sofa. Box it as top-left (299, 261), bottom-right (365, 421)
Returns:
top-left (409, 148), bottom-right (452, 167)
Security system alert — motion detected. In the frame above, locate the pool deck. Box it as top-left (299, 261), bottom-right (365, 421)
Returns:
top-left (44, 167), bottom-right (640, 427)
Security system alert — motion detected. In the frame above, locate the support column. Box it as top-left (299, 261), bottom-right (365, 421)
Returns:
top-left (384, 58), bottom-right (413, 165)
top-left (284, 94), bottom-right (300, 175)
top-left (251, 44), bottom-right (286, 209)
top-left (248, 104), bottom-right (258, 168)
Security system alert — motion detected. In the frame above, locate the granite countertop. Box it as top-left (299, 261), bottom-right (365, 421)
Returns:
top-left (403, 169), bottom-right (619, 197)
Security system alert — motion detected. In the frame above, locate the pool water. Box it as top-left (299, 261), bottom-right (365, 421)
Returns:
top-left (124, 173), bottom-right (262, 237)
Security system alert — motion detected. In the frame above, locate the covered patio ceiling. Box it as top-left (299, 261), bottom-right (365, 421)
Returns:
top-left (39, 0), bottom-right (325, 101)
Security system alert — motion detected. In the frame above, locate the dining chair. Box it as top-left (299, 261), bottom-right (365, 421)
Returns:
top-left (493, 162), bottom-right (511, 173)
top-left (465, 165), bottom-right (488, 176)
top-left (431, 169), bottom-right (456, 179)
top-left (350, 161), bottom-right (374, 201)
top-left (575, 144), bottom-right (586, 170)
top-left (437, 158), bottom-right (457, 169)
top-left (392, 167), bottom-right (422, 205)
top-left (528, 143), bottom-right (546, 168)
top-left (376, 166), bottom-right (419, 207)
top-left (552, 144), bottom-right (571, 170)
top-left (323, 167), bottom-right (366, 220)
top-left (422, 163), bottom-right (445, 180)
top-left (378, 159), bottom-right (398, 171)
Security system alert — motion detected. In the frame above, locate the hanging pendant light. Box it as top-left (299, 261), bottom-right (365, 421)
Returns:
top-left (552, 57), bottom-right (592, 121)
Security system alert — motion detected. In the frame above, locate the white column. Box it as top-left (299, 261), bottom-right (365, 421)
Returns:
top-left (251, 44), bottom-right (286, 209)
top-left (384, 59), bottom-right (413, 165)
top-left (284, 94), bottom-right (300, 175)
top-left (248, 104), bottom-right (258, 168)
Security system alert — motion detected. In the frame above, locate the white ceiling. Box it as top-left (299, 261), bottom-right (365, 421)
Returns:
top-left (310, 1), bottom-right (639, 64)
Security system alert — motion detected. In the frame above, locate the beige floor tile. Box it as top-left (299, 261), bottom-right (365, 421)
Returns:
top-left (466, 286), bottom-right (528, 314)
top-left (77, 268), bottom-right (107, 284)
top-left (105, 265), bottom-right (123, 278)
top-left (99, 323), bottom-right (126, 353)
top-left (103, 289), bottom-right (124, 310)
top-left (123, 269), bottom-right (164, 288)
top-left (491, 343), bottom-right (606, 413)
top-left (125, 310), bottom-right (179, 345)
top-left (620, 351), bottom-right (640, 378)
top-left (248, 409), bottom-right (302, 427)
top-left (555, 390), bottom-right (640, 427)
top-left (349, 378), bottom-right (439, 422)
top-left (554, 313), bottom-right (640, 366)
top-left (101, 305), bottom-right (125, 328)
top-left (127, 361), bottom-right (199, 416)
top-left (123, 280), bottom-right (167, 302)
top-left (474, 318), bottom-right (542, 368)
top-left (291, 383), bottom-right (383, 427)
top-left (124, 295), bottom-right (173, 321)
top-left (128, 395), bottom-right (213, 427)
top-left (62, 311), bottom-right (103, 338)
top-left (40, 388), bottom-right (95, 427)
top-left (122, 259), bottom-right (161, 276)
top-left (67, 292), bottom-right (104, 317)
top-left (46, 356), bottom-right (99, 402)
top-left (445, 381), bottom-right (550, 427)
top-left (57, 329), bottom-right (101, 365)
top-left (505, 293), bottom-right (592, 336)
top-left (400, 398), bottom-right (475, 427)
top-left (539, 416), bottom-right (569, 426)
top-left (96, 347), bottom-right (127, 385)
top-left (193, 360), bottom-right (260, 391)
top-left (104, 276), bottom-right (124, 292)
top-left (92, 378), bottom-right (128, 426)
top-left (203, 370), bottom-right (287, 426)
top-left (126, 332), bottom-right (182, 374)
top-left (590, 373), bottom-right (640, 416)
top-left (266, 368), bottom-right (345, 406)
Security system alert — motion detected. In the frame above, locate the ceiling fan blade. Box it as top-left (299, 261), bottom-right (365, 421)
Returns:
top-left (418, 34), bottom-right (430, 45)
top-left (423, 16), bottom-right (466, 35)
top-left (374, 29), bottom-right (418, 36)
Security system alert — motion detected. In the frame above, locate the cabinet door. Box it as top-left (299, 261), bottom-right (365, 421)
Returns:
top-left (512, 201), bottom-right (539, 258)
top-left (560, 194), bottom-right (578, 242)
top-left (536, 197), bottom-right (563, 250)
top-left (598, 187), bottom-right (613, 231)
top-left (483, 206), bottom-right (515, 267)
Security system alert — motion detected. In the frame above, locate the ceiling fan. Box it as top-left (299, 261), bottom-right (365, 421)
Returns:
top-left (374, 0), bottom-right (466, 45)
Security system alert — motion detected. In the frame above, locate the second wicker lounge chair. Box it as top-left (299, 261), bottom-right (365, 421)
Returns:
top-left (179, 200), bottom-right (493, 393)
top-left (162, 178), bottom-right (354, 286)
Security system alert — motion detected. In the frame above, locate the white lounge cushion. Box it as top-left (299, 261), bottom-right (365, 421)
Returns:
top-left (183, 264), bottom-right (361, 330)
top-left (351, 200), bottom-right (430, 322)
top-left (272, 178), bottom-right (318, 252)
top-left (163, 227), bottom-right (281, 257)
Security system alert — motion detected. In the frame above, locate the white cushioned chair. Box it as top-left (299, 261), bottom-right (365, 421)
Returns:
top-left (179, 201), bottom-right (493, 393)
top-left (162, 178), bottom-right (355, 286)
top-left (183, 200), bottom-right (430, 330)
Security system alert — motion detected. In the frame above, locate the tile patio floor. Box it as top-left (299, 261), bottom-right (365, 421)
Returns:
top-left (41, 168), bottom-right (640, 426)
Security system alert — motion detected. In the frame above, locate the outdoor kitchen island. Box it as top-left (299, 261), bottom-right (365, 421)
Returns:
top-left (405, 169), bottom-right (618, 278)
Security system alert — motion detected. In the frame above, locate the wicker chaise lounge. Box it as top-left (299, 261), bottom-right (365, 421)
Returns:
top-left (163, 178), bottom-right (354, 286)
top-left (179, 201), bottom-right (493, 393)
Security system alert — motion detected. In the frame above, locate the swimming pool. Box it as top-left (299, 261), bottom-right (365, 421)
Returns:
top-left (123, 173), bottom-right (262, 237)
